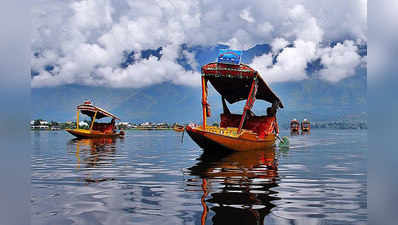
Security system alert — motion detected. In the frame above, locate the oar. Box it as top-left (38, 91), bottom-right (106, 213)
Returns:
top-left (277, 135), bottom-right (289, 148)
top-left (181, 127), bottom-right (185, 143)
top-left (276, 134), bottom-right (282, 142)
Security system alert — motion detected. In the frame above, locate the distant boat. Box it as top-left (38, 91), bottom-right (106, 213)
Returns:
top-left (173, 124), bottom-right (185, 132)
top-left (66, 101), bottom-right (124, 138)
top-left (301, 118), bottom-right (311, 132)
top-left (290, 119), bottom-right (300, 132)
top-left (186, 58), bottom-right (284, 152)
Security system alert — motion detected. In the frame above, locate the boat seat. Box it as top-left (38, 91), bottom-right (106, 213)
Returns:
top-left (92, 122), bottom-right (113, 132)
top-left (220, 113), bottom-right (241, 128)
top-left (220, 113), bottom-right (276, 137)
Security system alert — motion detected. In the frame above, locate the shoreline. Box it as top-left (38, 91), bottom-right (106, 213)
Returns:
top-left (31, 128), bottom-right (174, 131)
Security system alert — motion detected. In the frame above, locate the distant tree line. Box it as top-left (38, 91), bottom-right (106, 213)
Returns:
top-left (281, 120), bottom-right (367, 130)
top-left (311, 121), bottom-right (367, 129)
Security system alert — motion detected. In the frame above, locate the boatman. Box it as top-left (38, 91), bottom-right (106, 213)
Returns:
top-left (104, 118), bottom-right (116, 134)
top-left (110, 118), bottom-right (116, 133)
top-left (266, 107), bottom-right (279, 134)
top-left (257, 106), bottom-right (279, 139)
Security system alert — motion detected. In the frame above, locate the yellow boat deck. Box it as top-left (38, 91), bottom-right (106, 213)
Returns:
top-left (203, 126), bottom-right (239, 137)
top-left (66, 128), bottom-right (120, 138)
top-left (195, 126), bottom-right (258, 138)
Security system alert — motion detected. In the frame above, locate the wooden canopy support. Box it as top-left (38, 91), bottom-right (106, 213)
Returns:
top-left (222, 97), bottom-right (231, 115)
top-left (76, 110), bottom-right (80, 129)
top-left (89, 110), bottom-right (98, 130)
top-left (201, 76), bottom-right (208, 129)
top-left (237, 78), bottom-right (258, 133)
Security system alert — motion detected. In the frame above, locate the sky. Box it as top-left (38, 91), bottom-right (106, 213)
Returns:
top-left (31, 0), bottom-right (367, 89)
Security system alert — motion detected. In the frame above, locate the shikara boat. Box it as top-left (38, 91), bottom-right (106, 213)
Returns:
top-left (173, 124), bottom-right (185, 132)
top-left (301, 118), bottom-right (311, 132)
top-left (290, 119), bottom-right (300, 132)
top-left (186, 51), bottom-right (284, 152)
top-left (66, 101), bottom-right (124, 138)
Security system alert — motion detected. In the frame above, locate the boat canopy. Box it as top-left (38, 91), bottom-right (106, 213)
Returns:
top-left (201, 62), bottom-right (283, 108)
top-left (77, 102), bottom-right (120, 120)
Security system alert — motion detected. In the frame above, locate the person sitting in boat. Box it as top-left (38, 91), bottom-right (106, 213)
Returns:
top-left (258, 107), bottom-right (279, 138)
top-left (247, 109), bottom-right (256, 117)
top-left (103, 118), bottom-right (116, 134)
top-left (267, 107), bottom-right (279, 134)
top-left (110, 118), bottom-right (116, 132)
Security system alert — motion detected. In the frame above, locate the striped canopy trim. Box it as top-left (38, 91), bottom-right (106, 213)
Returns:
top-left (77, 104), bottom-right (120, 120)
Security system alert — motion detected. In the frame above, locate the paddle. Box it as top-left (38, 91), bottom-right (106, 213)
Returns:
top-left (181, 128), bottom-right (185, 143)
top-left (277, 135), bottom-right (289, 148)
top-left (276, 134), bottom-right (282, 142)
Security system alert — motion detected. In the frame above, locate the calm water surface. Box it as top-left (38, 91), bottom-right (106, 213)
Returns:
top-left (31, 129), bottom-right (367, 225)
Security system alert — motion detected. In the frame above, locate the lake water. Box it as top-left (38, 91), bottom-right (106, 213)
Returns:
top-left (31, 129), bottom-right (367, 225)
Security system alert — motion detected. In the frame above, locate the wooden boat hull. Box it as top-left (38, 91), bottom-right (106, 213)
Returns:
top-left (186, 126), bottom-right (275, 152)
top-left (66, 129), bottom-right (121, 139)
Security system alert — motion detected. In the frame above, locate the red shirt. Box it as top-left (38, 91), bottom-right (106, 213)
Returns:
top-left (104, 124), bottom-right (115, 133)
top-left (258, 116), bottom-right (279, 138)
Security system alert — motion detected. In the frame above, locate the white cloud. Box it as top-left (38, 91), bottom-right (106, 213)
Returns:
top-left (250, 4), bottom-right (321, 83)
top-left (31, 0), bottom-right (367, 88)
top-left (240, 8), bottom-right (255, 23)
top-left (271, 38), bottom-right (289, 54)
top-left (283, 4), bottom-right (324, 43)
top-left (250, 4), bottom-right (365, 84)
top-left (93, 46), bottom-right (201, 88)
top-left (70, 0), bottom-right (114, 30)
top-left (318, 40), bottom-right (362, 83)
top-left (251, 40), bottom-right (317, 83)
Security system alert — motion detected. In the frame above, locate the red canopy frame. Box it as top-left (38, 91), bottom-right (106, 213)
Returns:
top-left (238, 77), bottom-right (258, 133)
top-left (201, 76), bottom-right (208, 129)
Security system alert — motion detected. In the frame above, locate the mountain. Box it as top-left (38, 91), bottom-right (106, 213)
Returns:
top-left (31, 84), bottom-right (202, 123)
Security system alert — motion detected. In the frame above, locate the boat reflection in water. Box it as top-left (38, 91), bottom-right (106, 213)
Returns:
top-left (290, 130), bottom-right (300, 136)
top-left (186, 148), bottom-right (280, 225)
top-left (68, 137), bottom-right (119, 183)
